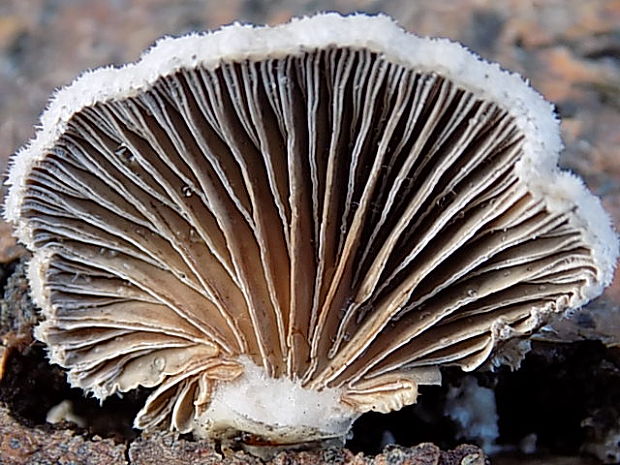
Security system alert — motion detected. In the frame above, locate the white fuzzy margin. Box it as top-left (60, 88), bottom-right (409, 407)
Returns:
top-left (4, 12), bottom-right (618, 305)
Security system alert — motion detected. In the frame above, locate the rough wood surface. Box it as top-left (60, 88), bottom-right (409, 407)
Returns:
top-left (0, 405), bottom-right (487, 465)
top-left (0, 406), bottom-right (125, 465)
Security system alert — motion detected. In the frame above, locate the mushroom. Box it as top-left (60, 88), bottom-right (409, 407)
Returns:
top-left (4, 13), bottom-right (618, 445)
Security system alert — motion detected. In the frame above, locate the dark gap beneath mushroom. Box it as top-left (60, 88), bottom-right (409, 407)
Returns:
top-left (348, 341), bottom-right (620, 460)
top-left (0, 342), bottom-right (150, 442)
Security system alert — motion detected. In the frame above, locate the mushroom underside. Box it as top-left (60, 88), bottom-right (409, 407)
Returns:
top-left (15, 45), bottom-right (600, 439)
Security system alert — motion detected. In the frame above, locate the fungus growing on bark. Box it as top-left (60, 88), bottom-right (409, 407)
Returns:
top-left (4, 13), bottom-right (618, 445)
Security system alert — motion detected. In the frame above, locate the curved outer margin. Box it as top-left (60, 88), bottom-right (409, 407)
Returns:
top-left (4, 12), bottom-right (618, 304)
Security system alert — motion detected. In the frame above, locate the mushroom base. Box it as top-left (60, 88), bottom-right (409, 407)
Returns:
top-left (192, 357), bottom-right (359, 445)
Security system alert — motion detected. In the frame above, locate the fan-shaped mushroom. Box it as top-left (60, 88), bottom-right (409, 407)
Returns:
top-left (4, 13), bottom-right (618, 445)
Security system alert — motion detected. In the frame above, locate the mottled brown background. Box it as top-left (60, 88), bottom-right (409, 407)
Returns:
top-left (0, 1), bottom-right (618, 464)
